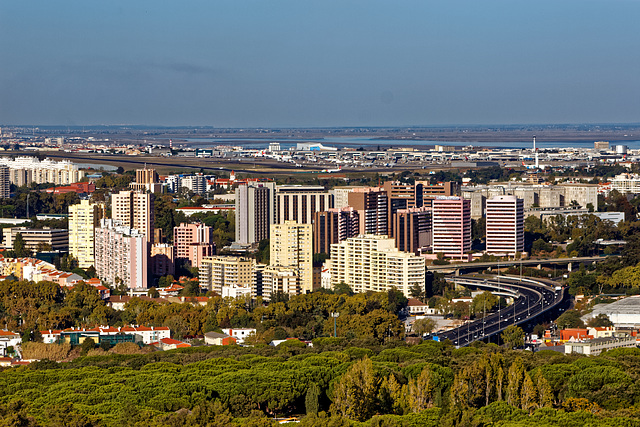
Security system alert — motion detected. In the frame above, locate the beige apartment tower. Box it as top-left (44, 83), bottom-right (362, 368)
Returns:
top-left (111, 190), bottom-right (155, 244)
top-left (270, 221), bottom-right (313, 293)
top-left (68, 200), bottom-right (105, 268)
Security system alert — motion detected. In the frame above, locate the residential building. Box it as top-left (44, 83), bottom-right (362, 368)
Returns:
top-left (564, 335), bottom-right (636, 356)
top-left (94, 219), bottom-right (148, 289)
top-left (275, 185), bottom-right (332, 225)
top-left (383, 181), bottom-right (424, 236)
top-left (392, 207), bottom-right (432, 255)
top-left (180, 174), bottom-right (207, 194)
top-left (130, 168), bottom-right (163, 193)
top-left (611, 173), bottom-right (640, 194)
top-left (348, 187), bottom-right (388, 235)
top-left (220, 328), bottom-right (256, 344)
top-left (235, 182), bottom-right (276, 245)
top-left (0, 156), bottom-right (84, 186)
top-left (111, 190), bottom-right (155, 244)
top-left (173, 223), bottom-right (215, 268)
top-left (150, 243), bottom-right (175, 276)
top-left (270, 221), bottom-right (313, 293)
top-left (485, 195), bottom-right (524, 256)
top-left (313, 207), bottom-right (359, 255)
top-left (0, 166), bottom-right (9, 199)
top-left (261, 265), bottom-right (300, 299)
top-left (324, 234), bottom-right (426, 298)
top-left (199, 256), bottom-right (256, 294)
top-left (432, 197), bottom-right (471, 260)
top-left (68, 200), bottom-right (105, 268)
top-left (3, 227), bottom-right (69, 252)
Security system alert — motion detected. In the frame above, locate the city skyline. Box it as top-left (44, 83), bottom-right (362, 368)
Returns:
top-left (1, 1), bottom-right (639, 127)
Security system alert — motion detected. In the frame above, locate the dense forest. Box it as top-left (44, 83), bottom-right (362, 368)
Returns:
top-left (2, 341), bottom-right (640, 426)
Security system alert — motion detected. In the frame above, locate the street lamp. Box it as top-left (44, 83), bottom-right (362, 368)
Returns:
top-left (330, 312), bottom-right (339, 338)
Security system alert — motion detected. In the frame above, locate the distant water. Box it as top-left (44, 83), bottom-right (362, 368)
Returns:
top-left (74, 162), bottom-right (118, 171)
top-left (183, 137), bottom-right (640, 151)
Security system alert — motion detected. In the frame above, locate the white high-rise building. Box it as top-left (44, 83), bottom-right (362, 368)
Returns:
top-left (432, 197), bottom-right (471, 260)
top-left (324, 234), bottom-right (425, 298)
top-left (485, 195), bottom-right (524, 257)
top-left (111, 190), bottom-right (155, 244)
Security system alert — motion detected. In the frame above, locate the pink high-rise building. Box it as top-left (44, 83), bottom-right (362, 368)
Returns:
top-left (485, 195), bottom-right (524, 256)
top-left (173, 223), bottom-right (216, 268)
top-left (94, 219), bottom-right (148, 289)
top-left (432, 197), bottom-right (471, 260)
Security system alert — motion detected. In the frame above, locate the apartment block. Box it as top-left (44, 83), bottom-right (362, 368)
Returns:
top-left (324, 234), bottom-right (425, 298)
top-left (68, 200), bottom-right (105, 268)
top-left (94, 219), bottom-right (148, 289)
top-left (432, 197), bottom-right (471, 260)
top-left (261, 266), bottom-right (299, 300)
top-left (270, 221), bottom-right (313, 293)
top-left (0, 156), bottom-right (85, 186)
top-left (199, 256), bottom-right (255, 294)
top-left (0, 166), bottom-right (9, 199)
top-left (392, 207), bottom-right (432, 255)
top-left (313, 207), bottom-right (359, 255)
top-left (348, 187), bottom-right (388, 235)
top-left (485, 195), bottom-right (524, 256)
top-left (111, 190), bottom-right (155, 244)
top-left (173, 223), bottom-right (215, 268)
top-left (275, 185), bottom-right (332, 225)
top-left (329, 186), bottom-right (365, 209)
top-left (235, 182), bottom-right (276, 245)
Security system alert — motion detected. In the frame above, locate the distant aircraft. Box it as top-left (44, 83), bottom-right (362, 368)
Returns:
top-left (321, 166), bottom-right (341, 173)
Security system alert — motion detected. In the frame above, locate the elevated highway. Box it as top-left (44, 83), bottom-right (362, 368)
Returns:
top-left (433, 275), bottom-right (564, 347)
top-left (427, 256), bottom-right (609, 274)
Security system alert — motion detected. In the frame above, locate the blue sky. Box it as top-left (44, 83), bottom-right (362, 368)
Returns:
top-left (1, 0), bottom-right (638, 127)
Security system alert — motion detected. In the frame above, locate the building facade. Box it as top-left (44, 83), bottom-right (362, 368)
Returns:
top-left (111, 190), bottom-right (155, 244)
top-left (270, 221), bottom-right (313, 293)
top-left (392, 207), bottom-right (432, 255)
top-left (151, 243), bottom-right (175, 277)
top-left (324, 234), bottom-right (425, 298)
top-left (235, 182), bottom-right (276, 245)
top-left (348, 187), bottom-right (388, 235)
top-left (3, 227), bottom-right (69, 252)
top-left (173, 223), bottom-right (215, 268)
top-left (94, 219), bottom-right (148, 289)
top-left (485, 195), bottom-right (524, 256)
top-left (432, 197), bottom-right (471, 260)
top-left (199, 256), bottom-right (256, 294)
top-left (275, 185), bottom-right (332, 225)
top-left (68, 200), bottom-right (105, 268)
top-left (312, 207), bottom-right (359, 255)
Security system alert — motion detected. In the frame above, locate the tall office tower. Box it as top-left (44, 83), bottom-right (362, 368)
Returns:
top-left (173, 223), bottom-right (215, 268)
top-left (325, 234), bottom-right (425, 298)
top-left (418, 181), bottom-right (456, 207)
top-left (151, 243), bottom-right (175, 277)
top-left (485, 195), bottom-right (524, 256)
top-left (270, 221), bottom-right (313, 293)
top-left (111, 190), bottom-right (155, 244)
top-left (432, 196), bottom-right (471, 260)
top-left (383, 181), bottom-right (424, 236)
top-left (136, 168), bottom-right (159, 184)
top-left (313, 207), bottom-right (359, 255)
top-left (392, 207), bottom-right (432, 255)
top-left (199, 256), bottom-right (256, 294)
top-left (68, 200), bottom-right (105, 268)
top-left (94, 219), bottom-right (148, 289)
top-left (235, 182), bottom-right (276, 245)
top-left (275, 185), bottom-right (332, 225)
top-left (348, 187), bottom-right (388, 235)
top-left (0, 166), bottom-right (10, 199)
top-left (130, 168), bottom-right (163, 193)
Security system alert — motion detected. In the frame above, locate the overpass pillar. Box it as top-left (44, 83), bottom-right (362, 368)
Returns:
top-left (537, 264), bottom-right (542, 270)
top-left (567, 262), bottom-right (572, 272)
top-left (455, 269), bottom-right (460, 277)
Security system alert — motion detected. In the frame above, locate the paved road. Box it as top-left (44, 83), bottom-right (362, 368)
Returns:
top-left (427, 256), bottom-right (608, 271)
top-left (434, 275), bottom-right (564, 347)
